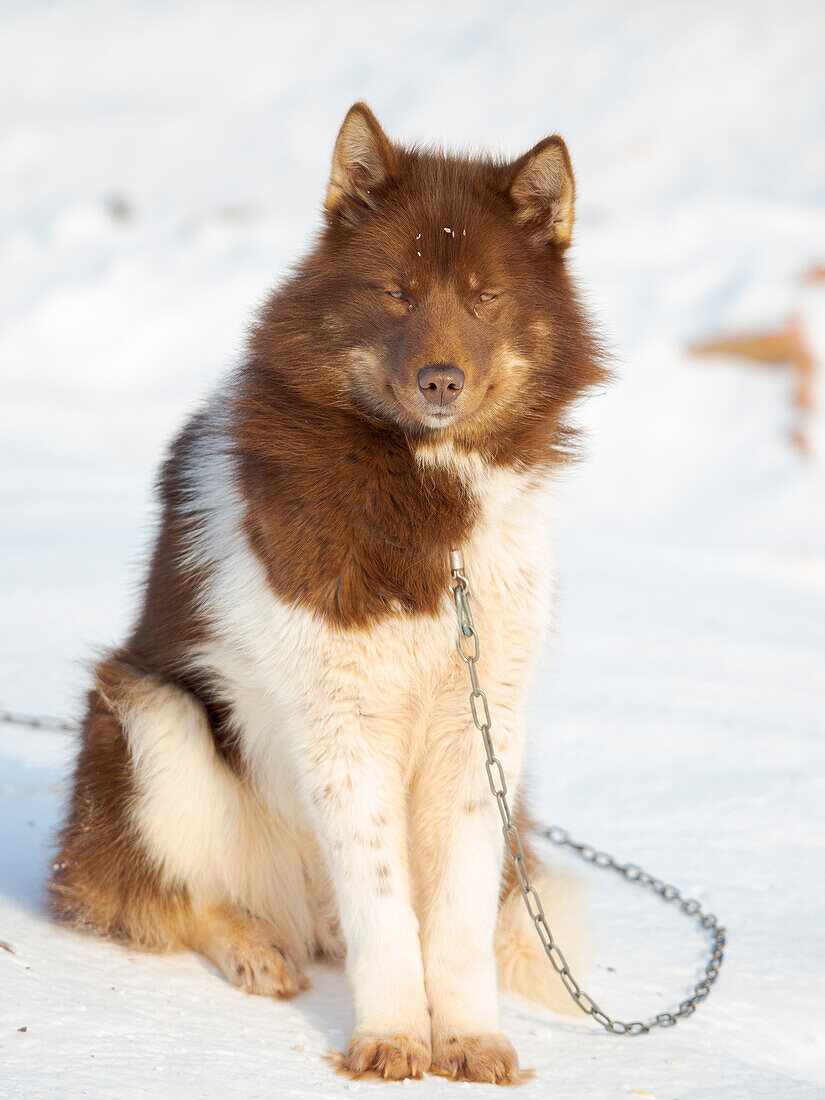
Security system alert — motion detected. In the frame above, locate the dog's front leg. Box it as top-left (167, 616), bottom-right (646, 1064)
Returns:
top-left (302, 714), bottom-right (431, 1079)
top-left (411, 706), bottom-right (525, 1085)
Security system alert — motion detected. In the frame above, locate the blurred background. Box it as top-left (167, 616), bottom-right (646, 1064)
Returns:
top-left (1, 2), bottom-right (823, 1097)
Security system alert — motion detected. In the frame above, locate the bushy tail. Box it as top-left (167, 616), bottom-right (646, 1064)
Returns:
top-left (495, 859), bottom-right (592, 1016)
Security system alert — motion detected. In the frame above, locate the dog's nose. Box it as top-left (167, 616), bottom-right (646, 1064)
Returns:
top-left (417, 364), bottom-right (465, 406)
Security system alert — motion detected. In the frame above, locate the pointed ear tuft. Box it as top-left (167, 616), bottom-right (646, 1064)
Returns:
top-left (508, 135), bottom-right (575, 248)
top-left (325, 103), bottom-right (395, 226)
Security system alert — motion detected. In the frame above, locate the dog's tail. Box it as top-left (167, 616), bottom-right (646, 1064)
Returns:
top-left (495, 826), bottom-right (592, 1015)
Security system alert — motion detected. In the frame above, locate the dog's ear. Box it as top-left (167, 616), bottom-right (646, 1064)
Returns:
top-left (507, 135), bottom-right (575, 248)
top-left (325, 103), bottom-right (396, 227)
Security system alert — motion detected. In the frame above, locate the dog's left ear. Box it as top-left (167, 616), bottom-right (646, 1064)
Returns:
top-left (325, 103), bottom-right (396, 227)
top-left (507, 135), bottom-right (575, 248)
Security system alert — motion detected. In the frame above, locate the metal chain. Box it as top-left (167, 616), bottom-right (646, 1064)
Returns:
top-left (448, 548), bottom-right (726, 1035)
top-left (0, 708), bottom-right (79, 733)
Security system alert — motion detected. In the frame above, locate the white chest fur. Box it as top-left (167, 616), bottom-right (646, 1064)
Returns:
top-left (178, 430), bottom-right (553, 814)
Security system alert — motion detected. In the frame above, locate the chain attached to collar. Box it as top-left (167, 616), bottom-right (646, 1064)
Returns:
top-left (449, 548), bottom-right (726, 1035)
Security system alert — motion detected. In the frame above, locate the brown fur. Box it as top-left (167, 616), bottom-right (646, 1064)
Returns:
top-left (233, 103), bottom-right (605, 627)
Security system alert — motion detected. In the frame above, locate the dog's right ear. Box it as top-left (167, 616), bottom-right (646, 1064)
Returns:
top-left (325, 103), bottom-right (396, 227)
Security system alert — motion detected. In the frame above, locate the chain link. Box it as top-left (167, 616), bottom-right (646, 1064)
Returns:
top-left (449, 549), bottom-right (726, 1035)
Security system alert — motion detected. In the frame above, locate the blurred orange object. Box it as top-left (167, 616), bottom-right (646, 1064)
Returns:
top-left (802, 264), bottom-right (825, 284)
top-left (689, 315), bottom-right (816, 453)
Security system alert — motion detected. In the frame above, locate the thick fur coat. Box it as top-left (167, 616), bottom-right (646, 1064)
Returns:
top-left (50, 104), bottom-right (606, 1084)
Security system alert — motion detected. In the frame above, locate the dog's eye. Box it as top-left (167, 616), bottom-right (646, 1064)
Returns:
top-left (477, 292), bottom-right (497, 303)
top-left (386, 290), bottom-right (409, 303)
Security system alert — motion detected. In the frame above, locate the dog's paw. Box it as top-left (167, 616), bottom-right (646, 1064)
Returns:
top-left (218, 937), bottom-right (310, 999)
top-left (333, 1029), bottom-right (431, 1080)
top-left (431, 1031), bottom-right (524, 1085)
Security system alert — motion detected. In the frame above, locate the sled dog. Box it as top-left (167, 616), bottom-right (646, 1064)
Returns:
top-left (51, 103), bottom-right (605, 1083)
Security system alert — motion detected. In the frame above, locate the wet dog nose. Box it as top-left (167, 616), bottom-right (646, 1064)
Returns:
top-left (417, 364), bottom-right (465, 406)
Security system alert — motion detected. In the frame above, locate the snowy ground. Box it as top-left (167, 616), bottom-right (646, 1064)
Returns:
top-left (2, 1), bottom-right (825, 1097)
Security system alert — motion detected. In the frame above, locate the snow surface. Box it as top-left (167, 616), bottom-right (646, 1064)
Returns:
top-left (2, 1), bottom-right (824, 1096)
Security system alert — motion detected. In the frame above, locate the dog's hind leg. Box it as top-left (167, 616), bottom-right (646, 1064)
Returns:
top-left (187, 905), bottom-right (310, 997)
top-left (49, 654), bottom-right (311, 997)
top-left (49, 655), bottom-right (195, 951)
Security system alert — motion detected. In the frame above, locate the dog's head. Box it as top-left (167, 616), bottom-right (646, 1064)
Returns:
top-left (254, 104), bottom-right (604, 461)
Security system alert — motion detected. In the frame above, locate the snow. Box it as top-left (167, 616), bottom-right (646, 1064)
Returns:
top-left (2, 1), bottom-right (824, 1096)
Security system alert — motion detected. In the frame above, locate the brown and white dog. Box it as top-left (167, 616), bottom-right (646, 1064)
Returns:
top-left (50, 104), bottom-right (605, 1084)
